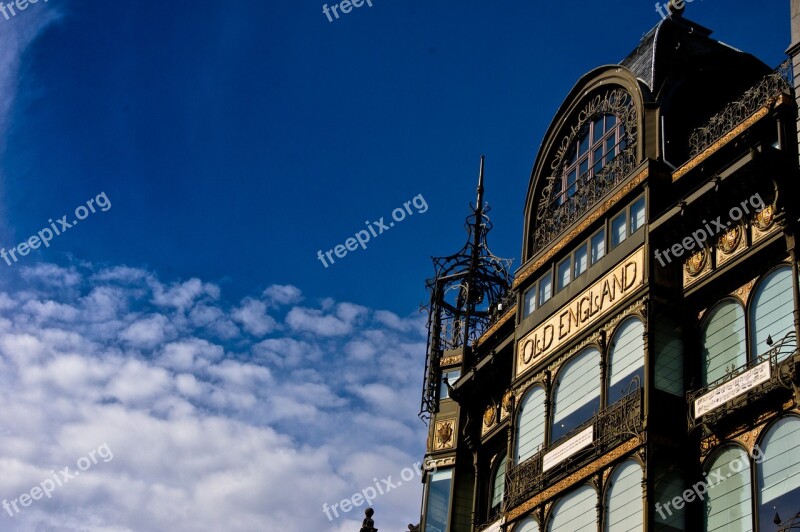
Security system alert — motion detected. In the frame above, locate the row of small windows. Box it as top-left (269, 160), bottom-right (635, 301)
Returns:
top-left (523, 196), bottom-right (645, 318)
top-left (516, 317), bottom-right (645, 463)
top-left (700, 265), bottom-right (795, 386)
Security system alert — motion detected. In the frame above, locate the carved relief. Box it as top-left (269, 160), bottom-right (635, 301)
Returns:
top-left (434, 419), bottom-right (456, 451)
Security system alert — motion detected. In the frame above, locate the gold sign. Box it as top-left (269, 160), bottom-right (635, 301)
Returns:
top-left (516, 247), bottom-right (645, 378)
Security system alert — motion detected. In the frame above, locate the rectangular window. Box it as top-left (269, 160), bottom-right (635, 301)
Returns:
top-left (591, 230), bottom-right (605, 265)
top-left (439, 369), bottom-right (461, 400)
top-left (574, 244), bottom-right (588, 278)
top-left (538, 271), bottom-right (553, 307)
top-left (557, 257), bottom-right (571, 292)
top-left (630, 196), bottom-right (645, 233)
top-left (425, 469), bottom-right (454, 532)
top-left (523, 286), bottom-right (536, 318)
top-left (611, 212), bottom-right (627, 248)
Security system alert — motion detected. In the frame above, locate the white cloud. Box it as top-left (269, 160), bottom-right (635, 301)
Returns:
top-left (232, 298), bottom-right (277, 336)
top-left (263, 284), bottom-right (302, 306)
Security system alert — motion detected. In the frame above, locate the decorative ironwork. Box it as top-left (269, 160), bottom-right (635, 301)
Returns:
top-left (688, 331), bottom-right (798, 429)
top-left (688, 60), bottom-right (793, 158)
top-left (505, 385), bottom-right (643, 510)
top-left (532, 88), bottom-right (638, 255)
top-left (777, 511), bottom-right (800, 531)
top-left (419, 157), bottom-right (514, 421)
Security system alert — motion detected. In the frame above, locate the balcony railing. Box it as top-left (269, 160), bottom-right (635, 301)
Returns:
top-left (505, 387), bottom-right (643, 510)
top-left (688, 60), bottom-right (793, 158)
top-left (688, 331), bottom-right (798, 428)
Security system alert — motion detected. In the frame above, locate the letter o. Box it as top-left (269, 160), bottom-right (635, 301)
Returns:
top-left (392, 208), bottom-right (406, 222)
top-left (75, 206), bottom-right (90, 220)
top-left (77, 457), bottom-right (92, 471)
top-left (729, 206), bottom-right (743, 221)
top-left (729, 458), bottom-right (743, 473)
top-left (401, 468), bottom-right (414, 482)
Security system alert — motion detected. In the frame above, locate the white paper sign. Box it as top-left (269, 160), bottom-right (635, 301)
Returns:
top-left (694, 361), bottom-right (771, 419)
top-left (543, 425), bottom-right (593, 472)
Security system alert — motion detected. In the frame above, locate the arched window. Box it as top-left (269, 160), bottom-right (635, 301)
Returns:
top-left (757, 416), bottom-right (800, 531)
top-left (552, 348), bottom-right (601, 442)
top-left (516, 386), bottom-right (546, 464)
top-left (750, 266), bottom-right (794, 359)
top-left (608, 318), bottom-right (645, 404)
top-left (548, 484), bottom-right (598, 531)
top-left (703, 446), bottom-right (752, 532)
top-left (701, 300), bottom-right (747, 386)
top-left (491, 455), bottom-right (508, 511)
top-left (515, 516), bottom-right (540, 532)
top-left (605, 461), bottom-right (644, 532)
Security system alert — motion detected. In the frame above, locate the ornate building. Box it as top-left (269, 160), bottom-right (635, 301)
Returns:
top-left (416, 3), bottom-right (800, 531)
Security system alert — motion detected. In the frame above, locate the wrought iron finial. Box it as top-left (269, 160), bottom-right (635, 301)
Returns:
top-left (359, 507), bottom-right (378, 532)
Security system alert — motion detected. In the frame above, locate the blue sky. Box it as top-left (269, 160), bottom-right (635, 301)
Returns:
top-left (0, 1), bottom-right (790, 530)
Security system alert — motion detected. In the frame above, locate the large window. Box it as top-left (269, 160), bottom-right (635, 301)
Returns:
top-left (750, 266), bottom-right (794, 359)
top-left (703, 446), bottom-right (752, 532)
top-left (607, 317), bottom-right (645, 404)
top-left (654, 472), bottom-right (685, 531)
top-left (490, 455), bottom-right (507, 511)
top-left (516, 386), bottom-right (546, 463)
top-left (757, 416), bottom-right (800, 531)
top-left (548, 485), bottom-right (598, 531)
top-left (515, 517), bottom-right (540, 532)
top-left (425, 469), bottom-right (454, 532)
top-left (654, 318), bottom-right (684, 396)
top-left (701, 300), bottom-right (747, 386)
top-left (551, 347), bottom-right (601, 442)
top-left (605, 461), bottom-right (644, 532)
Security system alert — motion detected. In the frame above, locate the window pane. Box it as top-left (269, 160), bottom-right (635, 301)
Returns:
top-left (516, 387), bottom-right (546, 463)
top-left (440, 369), bottom-right (461, 400)
top-left (579, 159), bottom-right (589, 180)
top-left (538, 272), bottom-right (553, 307)
top-left (757, 416), bottom-right (800, 531)
top-left (548, 485), bottom-right (598, 532)
top-left (557, 258), bottom-right (571, 292)
top-left (491, 456), bottom-right (508, 509)
top-left (704, 447), bottom-right (753, 532)
top-left (655, 318), bottom-right (684, 396)
top-left (552, 348), bottom-right (601, 442)
top-left (591, 230), bottom-right (605, 265)
top-left (611, 213), bottom-right (627, 248)
top-left (605, 462), bottom-right (644, 532)
top-left (425, 469), bottom-right (454, 532)
top-left (523, 287), bottom-right (536, 318)
top-left (593, 117), bottom-right (605, 143)
top-left (630, 197), bottom-right (646, 233)
top-left (574, 245), bottom-right (588, 277)
top-left (655, 472), bottom-right (685, 531)
top-left (606, 133), bottom-right (617, 155)
top-left (606, 114), bottom-right (617, 130)
top-left (608, 318), bottom-right (645, 404)
top-left (702, 300), bottom-right (747, 386)
top-left (750, 267), bottom-right (795, 359)
top-left (515, 517), bottom-right (540, 532)
top-left (579, 133), bottom-right (590, 156)
top-left (593, 146), bottom-right (604, 174)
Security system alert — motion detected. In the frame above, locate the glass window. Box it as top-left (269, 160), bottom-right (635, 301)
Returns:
top-left (750, 266), bottom-right (795, 360)
top-left (703, 446), bottom-right (752, 532)
top-left (538, 271), bottom-right (553, 307)
top-left (701, 300), bottom-right (747, 386)
top-left (655, 472), bottom-right (685, 532)
top-left (608, 318), bottom-right (645, 404)
top-left (591, 230), bottom-right (605, 265)
top-left (425, 469), bottom-right (454, 532)
top-left (654, 318), bottom-right (684, 396)
top-left (574, 244), bottom-right (588, 278)
top-left (630, 197), bottom-right (646, 233)
top-left (548, 485), bottom-right (598, 532)
top-left (491, 455), bottom-right (507, 510)
top-left (523, 286), bottom-right (536, 318)
top-left (611, 212), bottom-right (627, 248)
top-left (605, 461), bottom-right (644, 532)
top-left (515, 517), bottom-right (540, 532)
top-left (552, 347), bottom-right (601, 442)
top-left (516, 386), bottom-right (546, 464)
top-left (757, 416), bottom-right (800, 531)
top-left (557, 257), bottom-right (571, 292)
top-left (440, 369), bottom-right (460, 400)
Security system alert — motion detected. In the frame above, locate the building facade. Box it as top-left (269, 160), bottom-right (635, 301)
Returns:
top-left (416, 4), bottom-right (800, 531)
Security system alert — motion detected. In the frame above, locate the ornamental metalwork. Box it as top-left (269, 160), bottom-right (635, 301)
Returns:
top-left (754, 203), bottom-right (776, 231)
top-left (685, 248), bottom-right (709, 277)
top-left (688, 60), bottom-right (793, 157)
top-left (532, 88), bottom-right (638, 255)
top-left (420, 157), bottom-right (514, 421)
top-left (505, 384), bottom-right (643, 510)
top-left (718, 225), bottom-right (742, 255)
